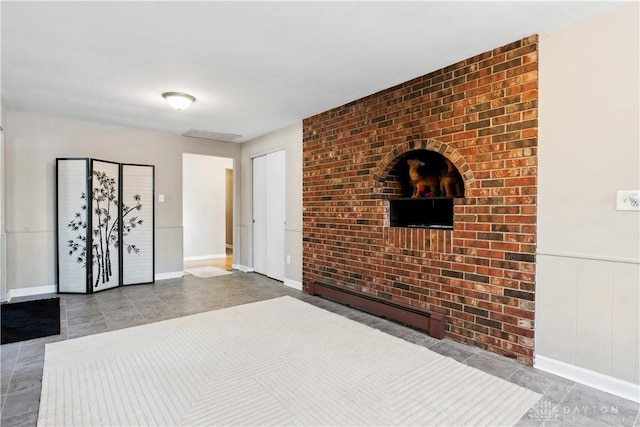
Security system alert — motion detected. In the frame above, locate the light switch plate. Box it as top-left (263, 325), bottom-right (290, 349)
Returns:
top-left (616, 190), bottom-right (640, 211)
top-left (158, 194), bottom-right (165, 203)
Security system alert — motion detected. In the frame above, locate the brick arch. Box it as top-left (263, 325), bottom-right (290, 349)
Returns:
top-left (371, 139), bottom-right (475, 196)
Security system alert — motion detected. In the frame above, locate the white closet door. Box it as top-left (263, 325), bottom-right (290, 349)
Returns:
top-left (266, 150), bottom-right (285, 281)
top-left (252, 150), bottom-right (285, 281)
top-left (253, 155), bottom-right (268, 275)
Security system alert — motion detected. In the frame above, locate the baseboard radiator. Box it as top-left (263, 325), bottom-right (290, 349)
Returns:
top-left (308, 282), bottom-right (446, 339)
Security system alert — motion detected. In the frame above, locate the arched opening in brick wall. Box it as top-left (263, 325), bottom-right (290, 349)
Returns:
top-left (389, 150), bottom-right (464, 198)
top-left (372, 139), bottom-right (476, 196)
top-left (371, 140), bottom-right (474, 229)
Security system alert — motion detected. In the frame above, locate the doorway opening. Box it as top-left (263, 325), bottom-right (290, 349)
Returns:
top-left (182, 154), bottom-right (234, 274)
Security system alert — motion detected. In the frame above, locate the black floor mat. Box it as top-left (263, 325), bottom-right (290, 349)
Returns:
top-left (1, 297), bottom-right (61, 344)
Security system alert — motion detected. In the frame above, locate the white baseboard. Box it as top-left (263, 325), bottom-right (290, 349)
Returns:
top-left (233, 264), bottom-right (254, 273)
top-left (184, 254), bottom-right (227, 261)
top-left (154, 271), bottom-right (184, 281)
top-left (7, 285), bottom-right (57, 301)
top-left (535, 354), bottom-right (640, 403)
top-left (284, 278), bottom-right (303, 291)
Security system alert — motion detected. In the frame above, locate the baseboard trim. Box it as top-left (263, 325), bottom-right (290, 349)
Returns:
top-left (283, 279), bottom-right (303, 291)
top-left (535, 354), bottom-right (640, 403)
top-left (233, 264), bottom-right (254, 273)
top-left (184, 254), bottom-right (227, 261)
top-left (7, 285), bottom-right (57, 301)
top-left (155, 271), bottom-right (184, 281)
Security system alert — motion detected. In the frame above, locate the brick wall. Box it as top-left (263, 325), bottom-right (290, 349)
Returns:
top-left (302, 36), bottom-right (538, 365)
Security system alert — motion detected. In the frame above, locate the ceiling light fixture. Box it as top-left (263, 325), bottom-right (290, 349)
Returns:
top-left (162, 92), bottom-right (196, 110)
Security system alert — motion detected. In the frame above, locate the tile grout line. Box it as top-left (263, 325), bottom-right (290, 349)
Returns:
top-left (124, 291), bottom-right (147, 323)
top-left (62, 297), bottom-right (69, 340)
top-left (0, 343), bottom-right (19, 417)
top-left (551, 383), bottom-right (577, 417)
top-left (504, 365), bottom-right (522, 382)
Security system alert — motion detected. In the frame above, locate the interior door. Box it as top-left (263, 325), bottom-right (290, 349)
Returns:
top-left (252, 150), bottom-right (285, 281)
top-left (0, 125), bottom-right (4, 301)
top-left (266, 150), bottom-right (285, 281)
top-left (252, 155), bottom-right (267, 275)
top-left (225, 168), bottom-right (233, 249)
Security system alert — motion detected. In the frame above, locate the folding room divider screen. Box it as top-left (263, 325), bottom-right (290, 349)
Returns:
top-left (56, 158), bottom-right (155, 294)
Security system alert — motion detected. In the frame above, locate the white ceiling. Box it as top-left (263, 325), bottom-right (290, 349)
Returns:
top-left (1, 1), bottom-right (624, 143)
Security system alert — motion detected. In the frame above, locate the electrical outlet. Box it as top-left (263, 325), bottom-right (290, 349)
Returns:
top-left (286, 255), bottom-right (291, 264)
top-left (616, 190), bottom-right (640, 211)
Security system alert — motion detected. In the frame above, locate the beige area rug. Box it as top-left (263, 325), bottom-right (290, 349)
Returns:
top-left (38, 296), bottom-right (540, 426)
top-left (184, 266), bottom-right (232, 278)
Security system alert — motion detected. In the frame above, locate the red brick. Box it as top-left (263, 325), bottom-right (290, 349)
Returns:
top-left (303, 36), bottom-right (537, 366)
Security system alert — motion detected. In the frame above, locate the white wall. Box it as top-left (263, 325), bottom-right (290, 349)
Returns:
top-left (239, 122), bottom-right (302, 288)
top-left (537, 2), bottom-right (639, 400)
top-left (4, 111), bottom-right (240, 296)
top-left (183, 154), bottom-right (232, 260)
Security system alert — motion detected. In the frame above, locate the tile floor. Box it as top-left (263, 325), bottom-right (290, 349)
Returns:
top-left (1, 271), bottom-right (639, 427)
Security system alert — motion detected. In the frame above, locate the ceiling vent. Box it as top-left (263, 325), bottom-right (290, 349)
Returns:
top-left (182, 129), bottom-right (243, 143)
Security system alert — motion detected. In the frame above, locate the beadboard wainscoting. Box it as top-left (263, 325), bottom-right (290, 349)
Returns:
top-left (535, 252), bottom-right (639, 401)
